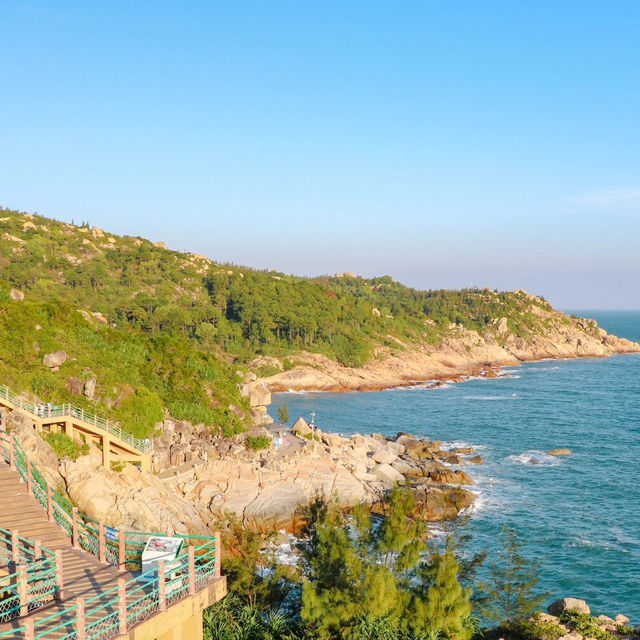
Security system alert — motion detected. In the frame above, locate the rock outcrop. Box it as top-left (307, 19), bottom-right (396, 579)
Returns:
top-left (531, 600), bottom-right (637, 640)
top-left (238, 376), bottom-right (273, 426)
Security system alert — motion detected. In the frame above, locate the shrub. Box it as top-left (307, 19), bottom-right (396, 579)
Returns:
top-left (506, 617), bottom-right (565, 640)
top-left (246, 435), bottom-right (271, 450)
top-left (43, 432), bottom-right (88, 460)
top-left (559, 612), bottom-right (617, 640)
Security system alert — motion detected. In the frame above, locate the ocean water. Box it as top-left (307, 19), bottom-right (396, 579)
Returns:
top-left (269, 311), bottom-right (640, 620)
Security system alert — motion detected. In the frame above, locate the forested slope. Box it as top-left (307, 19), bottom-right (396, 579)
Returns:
top-left (0, 207), bottom-right (598, 436)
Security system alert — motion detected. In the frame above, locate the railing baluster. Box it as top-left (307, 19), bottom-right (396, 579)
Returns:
top-left (11, 530), bottom-right (19, 563)
top-left (118, 578), bottom-right (127, 635)
top-left (56, 549), bottom-right (64, 600)
top-left (188, 546), bottom-right (196, 595)
top-left (24, 618), bottom-right (35, 640)
top-left (118, 527), bottom-right (126, 572)
top-left (98, 522), bottom-right (106, 564)
top-left (26, 459), bottom-right (33, 494)
top-left (158, 560), bottom-right (167, 611)
top-left (76, 597), bottom-right (86, 640)
top-left (18, 563), bottom-right (28, 616)
top-left (47, 485), bottom-right (53, 521)
top-left (215, 531), bottom-right (221, 576)
top-left (72, 507), bottom-right (79, 549)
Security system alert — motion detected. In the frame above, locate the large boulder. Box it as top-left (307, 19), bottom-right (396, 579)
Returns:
top-left (547, 448), bottom-right (572, 456)
top-left (43, 350), bottom-right (68, 368)
top-left (238, 381), bottom-right (271, 407)
top-left (372, 463), bottom-right (405, 486)
top-left (66, 377), bottom-right (84, 396)
top-left (412, 485), bottom-right (475, 521)
top-left (292, 417), bottom-right (312, 437)
top-left (371, 448), bottom-right (398, 465)
top-left (548, 598), bottom-right (591, 617)
top-left (84, 378), bottom-right (97, 400)
top-left (428, 468), bottom-right (475, 486)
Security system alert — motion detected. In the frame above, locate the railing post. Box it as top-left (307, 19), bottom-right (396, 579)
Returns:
top-left (72, 507), bottom-right (79, 549)
top-left (47, 485), bottom-right (54, 521)
top-left (34, 539), bottom-right (41, 560)
top-left (56, 549), bottom-right (64, 600)
top-left (12, 529), bottom-right (19, 563)
top-left (98, 522), bottom-right (106, 564)
top-left (118, 578), bottom-right (127, 635)
top-left (158, 559), bottom-right (166, 611)
top-left (188, 545), bottom-right (196, 595)
top-left (118, 527), bottom-right (126, 572)
top-left (26, 459), bottom-right (33, 494)
top-left (18, 563), bottom-right (28, 616)
top-left (9, 436), bottom-right (15, 467)
top-left (215, 531), bottom-right (221, 576)
top-left (24, 618), bottom-right (35, 640)
top-left (76, 597), bottom-right (86, 640)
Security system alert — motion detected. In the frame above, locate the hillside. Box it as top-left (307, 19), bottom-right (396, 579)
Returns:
top-left (1, 208), bottom-right (638, 434)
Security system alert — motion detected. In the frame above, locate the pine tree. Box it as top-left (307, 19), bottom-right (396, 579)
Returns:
top-left (277, 402), bottom-right (290, 425)
top-left (479, 527), bottom-right (547, 625)
top-left (409, 548), bottom-right (473, 640)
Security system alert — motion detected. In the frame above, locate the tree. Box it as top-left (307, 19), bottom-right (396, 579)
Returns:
top-left (217, 515), bottom-right (296, 611)
top-left (277, 402), bottom-right (289, 425)
top-left (299, 490), bottom-right (430, 639)
top-left (479, 527), bottom-right (547, 625)
top-left (413, 549), bottom-right (473, 640)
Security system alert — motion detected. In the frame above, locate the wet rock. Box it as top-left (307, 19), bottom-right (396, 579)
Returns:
top-left (547, 448), bottom-right (572, 456)
top-left (411, 485), bottom-right (475, 521)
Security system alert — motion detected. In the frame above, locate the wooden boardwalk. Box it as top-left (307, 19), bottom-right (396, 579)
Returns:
top-left (0, 384), bottom-right (151, 473)
top-left (0, 427), bottom-right (226, 639)
top-left (0, 461), bottom-right (141, 637)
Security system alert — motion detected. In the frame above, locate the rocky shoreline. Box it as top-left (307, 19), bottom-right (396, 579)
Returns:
top-left (254, 304), bottom-right (640, 394)
top-left (10, 409), bottom-right (480, 535)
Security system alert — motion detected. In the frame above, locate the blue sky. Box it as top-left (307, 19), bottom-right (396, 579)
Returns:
top-left (1, 1), bottom-right (639, 308)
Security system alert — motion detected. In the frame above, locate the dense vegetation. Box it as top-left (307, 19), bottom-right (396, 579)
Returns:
top-left (0, 207), bottom-right (561, 437)
top-left (204, 492), bottom-right (553, 640)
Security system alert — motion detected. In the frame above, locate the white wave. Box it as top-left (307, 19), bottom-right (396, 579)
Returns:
top-left (612, 528), bottom-right (640, 547)
top-left (462, 395), bottom-right (517, 401)
top-left (563, 536), bottom-right (629, 554)
top-left (506, 450), bottom-right (561, 466)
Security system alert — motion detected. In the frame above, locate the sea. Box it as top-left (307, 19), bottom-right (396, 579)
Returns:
top-left (269, 311), bottom-right (640, 621)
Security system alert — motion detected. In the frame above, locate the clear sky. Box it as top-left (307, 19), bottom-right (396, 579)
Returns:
top-left (2, 1), bottom-right (639, 308)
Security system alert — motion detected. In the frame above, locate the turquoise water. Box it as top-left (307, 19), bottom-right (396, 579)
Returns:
top-left (270, 311), bottom-right (640, 620)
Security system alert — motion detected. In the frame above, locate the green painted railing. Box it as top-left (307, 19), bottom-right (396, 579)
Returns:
top-left (0, 528), bottom-right (60, 624)
top-left (0, 429), bottom-right (221, 639)
top-left (0, 383), bottom-right (152, 453)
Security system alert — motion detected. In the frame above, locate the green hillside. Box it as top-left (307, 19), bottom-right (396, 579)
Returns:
top-left (0, 207), bottom-right (560, 437)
